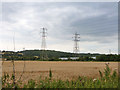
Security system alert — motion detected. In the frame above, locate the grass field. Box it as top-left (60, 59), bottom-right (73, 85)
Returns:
top-left (2, 61), bottom-right (118, 84)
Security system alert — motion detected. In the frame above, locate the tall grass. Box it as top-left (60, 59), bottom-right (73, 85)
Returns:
top-left (2, 64), bottom-right (118, 88)
top-left (49, 68), bottom-right (52, 80)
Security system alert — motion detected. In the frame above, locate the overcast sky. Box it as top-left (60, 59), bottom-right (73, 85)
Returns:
top-left (0, 2), bottom-right (118, 54)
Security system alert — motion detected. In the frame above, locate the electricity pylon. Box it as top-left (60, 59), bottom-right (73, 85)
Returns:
top-left (109, 49), bottom-right (111, 54)
top-left (73, 32), bottom-right (80, 54)
top-left (40, 27), bottom-right (48, 60)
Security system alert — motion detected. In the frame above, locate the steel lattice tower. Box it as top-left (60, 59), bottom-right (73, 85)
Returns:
top-left (40, 27), bottom-right (48, 60)
top-left (41, 28), bottom-right (47, 50)
top-left (73, 32), bottom-right (80, 54)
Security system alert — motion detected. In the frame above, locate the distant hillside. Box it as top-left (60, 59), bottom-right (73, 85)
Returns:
top-left (2, 50), bottom-right (119, 61)
top-left (18, 50), bottom-right (100, 58)
top-left (2, 49), bottom-right (100, 60)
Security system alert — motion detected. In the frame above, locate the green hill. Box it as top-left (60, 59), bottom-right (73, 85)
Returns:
top-left (2, 50), bottom-right (120, 61)
top-left (2, 50), bottom-right (100, 60)
top-left (19, 50), bottom-right (100, 58)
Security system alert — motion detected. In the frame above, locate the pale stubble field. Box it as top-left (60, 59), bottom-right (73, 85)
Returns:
top-left (2, 61), bottom-right (118, 84)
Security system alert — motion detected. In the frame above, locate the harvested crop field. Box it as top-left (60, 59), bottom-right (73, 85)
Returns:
top-left (2, 61), bottom-right (118, 83)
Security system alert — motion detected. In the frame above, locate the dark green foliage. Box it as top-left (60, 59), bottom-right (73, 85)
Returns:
top-left (99, 70), bottom-right (103, 79)
top-left (2, 50), bottom-right (100, 61)
top-left (2, 50), bottom-right (120, 61)
top-left (96, 54), bottom-right (120, 61)
top-left (104, 64), bottom-right (111, 79)
top-left (112, 70), bottom-right (117, 79)
top-left (98, 64), bottom-right (118, 88)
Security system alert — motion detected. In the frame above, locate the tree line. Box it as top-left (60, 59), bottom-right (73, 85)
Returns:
top-left (1, 50), bottom-right (120, 61)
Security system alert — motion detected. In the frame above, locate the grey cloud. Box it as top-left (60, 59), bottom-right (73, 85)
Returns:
top-left (1, 2), bottom-right (118, 53)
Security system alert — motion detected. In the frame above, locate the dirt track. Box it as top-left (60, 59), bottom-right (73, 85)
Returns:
top-left (2, 61), bottom-right (118, 83)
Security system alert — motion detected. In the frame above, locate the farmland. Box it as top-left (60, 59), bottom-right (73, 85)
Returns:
top-left (2, 61), bottom-right (118, 84)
